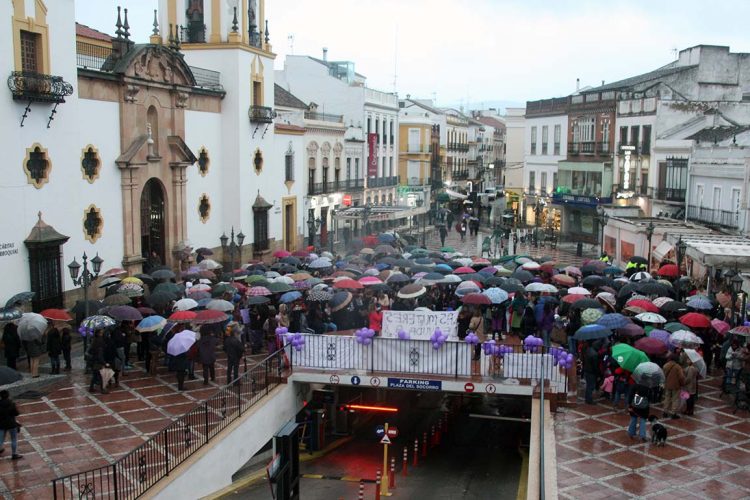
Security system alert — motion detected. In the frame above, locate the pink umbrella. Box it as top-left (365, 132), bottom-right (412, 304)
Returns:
top-left (359, 276), bottom-right (383, 285)
top-left (273, 250), bottom-right (291, 258)
top-left (247, 286), bottom-right (272, 296)
top-left (454, 267), bottom-right (475, 274)
top-left (711, 319), bottom-right (730, 335)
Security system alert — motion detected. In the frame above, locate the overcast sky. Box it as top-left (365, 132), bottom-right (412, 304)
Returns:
top-left (75, 0), bottom-right (750, 107)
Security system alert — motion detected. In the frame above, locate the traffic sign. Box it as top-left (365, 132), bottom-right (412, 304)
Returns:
top-left (330, 375), bottom-right (340, 384)
top-left (386, 426), bottom-right (399, 438)
top-left (380, 435), bottom-right (391, 445)
top-left (464, 382), bottom-right (475, 393)
top-left (351, 375), bottom-right (361, 386)
top-left (370, 377), bottom-right (381, 387)
top-left (485, 383), bottom-right (496, 394)
top-left (375, 425), bottom-right (385, 437)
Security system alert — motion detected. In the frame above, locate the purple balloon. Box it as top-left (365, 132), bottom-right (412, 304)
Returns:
top-left (398, 329), bottom-right (410, 340)
top-left (465, 332), bottom-right (479, 345)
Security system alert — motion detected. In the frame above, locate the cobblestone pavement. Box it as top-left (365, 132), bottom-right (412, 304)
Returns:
top-left (556, 374), bottom-right (750, 499)
top-left (0, 350), bottom-right (265, 499)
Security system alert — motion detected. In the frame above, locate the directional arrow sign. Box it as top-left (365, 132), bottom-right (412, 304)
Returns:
top-left (375, 425), bottom-right (385, 437)
top-left (380, 435), bottom-right (391, 445)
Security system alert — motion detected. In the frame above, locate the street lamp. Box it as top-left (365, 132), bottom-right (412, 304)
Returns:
top-left (68, 252), bottom-right (103, 353)
top-left (329, 208), bottom-right (336, 254)
top-left (645, 221), bottom-right (655, 271)
top-left (597, 206), bottom-right (609, 258)
top-left (220, 227), bottom-right (244, 272)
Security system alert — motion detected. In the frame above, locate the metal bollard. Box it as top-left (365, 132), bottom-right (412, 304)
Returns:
top-left (358, 480), bottom-right (364, 500)
top-left (375, 470), bottom-right (381, 500)
top-left (389, 457), bottom-right (396, 489)
top-left (413, 439), bottom-right (419, 467)
top-left (402, 446), bottom-right (408, 476)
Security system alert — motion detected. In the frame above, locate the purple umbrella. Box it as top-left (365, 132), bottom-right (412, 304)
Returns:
top-left (167, 330), bottom-right (197, 356)
top-left (104, 305), bottom-right (143, 321)
top-left (647, 329), bottom-right (671, 346)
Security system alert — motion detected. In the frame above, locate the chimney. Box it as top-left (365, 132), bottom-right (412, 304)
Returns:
top-left (576, 78), bottom-right (580, 91)
top-left (322, 47), bottom-right (328, 62)
top-left (602, 80), bottom-right (605, 86)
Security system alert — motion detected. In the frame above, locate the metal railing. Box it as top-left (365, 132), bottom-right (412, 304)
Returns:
top-left (308, 178), bottom-right (365, 195)
top-left (248, 105), bottom-right (275, 123)
top-left (75, 41), bottom-right (113, 71)
top-left (51, 350), bottom-right (286, 500)
top-left (7, 71), bottom-right (74, 103)
top-left (189, 66), bottom-right (223, 91)
top-left (304, 111), bottom-right (343, 123)
top-left (452, 170), bottom-right (469, 180)
top-left (648, 187), bottom-right (685, 202)
top-left (687, 205), bottom-right (739, 228)
top-left (367, 176), bottom-right (399, 188)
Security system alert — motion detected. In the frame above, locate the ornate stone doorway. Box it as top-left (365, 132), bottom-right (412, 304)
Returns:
top-left (140, 178), bottom-right (166, 271)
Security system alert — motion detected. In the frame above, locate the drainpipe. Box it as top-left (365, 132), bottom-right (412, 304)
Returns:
top-left (684, 146), bottom-right (692, 223)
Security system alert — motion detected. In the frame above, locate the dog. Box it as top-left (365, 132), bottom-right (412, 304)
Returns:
top-left (648, 415), bottom-right (668, 446)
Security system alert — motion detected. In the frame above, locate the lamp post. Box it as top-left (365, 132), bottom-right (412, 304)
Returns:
top-left (362, 203), bottom-right (372, 237)
top-left (68, 252), bottom-right (103, 355)
top-left (597, 206), bottom-right (609, 258)
top-left (220, 227), bottom-right (245, 272)
top-left (645, 221), bottom-right (655, 271)
top-left (307, 216), bottom-right (321, 248)
top-left (329, 209), bottom-right (336, 254)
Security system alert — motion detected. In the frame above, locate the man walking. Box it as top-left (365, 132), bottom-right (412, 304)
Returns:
top-left (662, 354), bottom-right (685, 418)
top-left (0, 390), bottom-right (23, 460)
top-left (224, 323), bottom-right (244, 385)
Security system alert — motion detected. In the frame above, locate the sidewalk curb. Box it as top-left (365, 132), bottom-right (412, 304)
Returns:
top-left (204, 436), bottom-right (354, 499)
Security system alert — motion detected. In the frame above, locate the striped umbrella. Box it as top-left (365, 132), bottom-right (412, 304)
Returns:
top-left (247, 286), bottom-right (272, 296)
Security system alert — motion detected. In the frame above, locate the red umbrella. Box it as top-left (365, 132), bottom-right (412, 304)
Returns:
top-left (562, 294), bottom-right (587, 304)
top-left (461, 293), bottom-right (492, 305)
top-left (552, 274), bottom-right (576, 286)
top-left (334, 279), bottom-right (364, 290)
top-left (168, 310), bottom-right (197, 323)
top-left (634, 337), bottom-right (669, 356)
top-left (454, 267), bottom-right (475, 274)
top-left (657, 264), bottom-right (679, 278)
top-left (273, 250), bottom-right (291, 258)
top-left (40, 309), bottom-right (72, 322)
top-left (625, 299), bottom-right (659, 313)
top-left (679, 312), bottom-right (711, 329)
top-left (193, 309), bottom-right (228, 324)
top-left (292, 250), bottom-right (309, 257)
top-left (100, 267), bottom-right (128, 278)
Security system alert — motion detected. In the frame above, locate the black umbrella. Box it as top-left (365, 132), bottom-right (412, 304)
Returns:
top-left (636, 280), bottom-right (670, 297)
top-left (500, 283), bottom-right (524, 294)
top-left (369, 283), bottom-right (393, 293)
top-left (247, 296), bottom-right (270, 305)
top-left (146, 291), bottom-right (176, 308)
top-left (571, 298), bottom-right (605, 310)
top-left (0, 307), bottom-right (22, 322)
top-left (617, 283), bottom-right (640, 299)
top-left (195, 247), bottom-right (214, 255)
top-left (582, 275), bottom-right (607, 288)
top-left (511, 269), bottom-right (534, 283)
top-left (485, 277), bottom-right (505, 287)
top-left (462, 273), bottom-right (487, 284)
top-left (135, 273), bottom-right (157, 289)
top-left (0, 366), bottom-right (22, 385)
top-left (660, 301), bottom-right (689, 314)
top-left (151, 269), bottom-right (176, 281)
top-left (386, 274), bottom-right (410, 284)
top-left (410, 266), bottom-right (433, 274)
top-left (580, 262), bottom-right (606, 275)
top-left (105, 305), bottom-right (143, 321)
top-left (378, 256), bottom-right (397, 265)
top-left (281, 256), bottom-right (303, 267)
top-left (445, 261), bottom-right (463, 269)
top-left (4, 291), bottom-right (35, 308)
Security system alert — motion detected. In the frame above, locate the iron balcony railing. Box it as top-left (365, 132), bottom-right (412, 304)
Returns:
top-left (687, 205), bottom-right (739, 229)
top-left (304, 111), bottom-right (343, 123)
top-left (308, 178), bottom-right (365, 195)
top-left (51, 351), bottom-right (286, 500)
top-left (452, 170), bottom-right (469, 180)
top-left (249, 105), bottom-right (275, 123)
top-left (367, 176), bottom-right (399, 188)
top-left (597, 142), bottom-right (610, 155)
top-left (648, 187), bottom-right (686, 202)
top-left (7, 71), bottom-right (74, 103)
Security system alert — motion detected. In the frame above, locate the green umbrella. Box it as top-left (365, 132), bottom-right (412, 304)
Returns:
top-left (268, 282), bottom-right (292, 293)
top-left (244, 274), bottom-right (266, 284)
top-left (440, 246), bottom-right (455, 253)
top-left (153, 282), bottom-right (182, 297)
top-left (664, 321), bottom-right (688, 333)
top-left (611, 343), bottom-right (649, 373)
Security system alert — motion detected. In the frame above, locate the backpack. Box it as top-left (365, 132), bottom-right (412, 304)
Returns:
top-left (632, 394), bottom-right (649, 411)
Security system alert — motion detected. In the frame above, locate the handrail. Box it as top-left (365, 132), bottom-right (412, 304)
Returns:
top-left (51, 349), bottom-right (288, 500)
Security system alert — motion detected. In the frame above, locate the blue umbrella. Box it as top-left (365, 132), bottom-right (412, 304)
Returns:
top-left (596, 313), bottom-right (630, 329)
top-left (573, 324), bottom-right (613, 341)
top-left (482, 287), bottom-right (509, 304)
top-left (686, 297), bottom-right (713, 311)
top-left (603, 266), bottom-right (624, 275)
top-left (280, 291), bottom-right (303, 303)
top-left (378, 233), bottom-right (396, 243)
top-left (136, 315), bottom-right (167, 332)
top-left (309, 258), bottom-right (332, 269)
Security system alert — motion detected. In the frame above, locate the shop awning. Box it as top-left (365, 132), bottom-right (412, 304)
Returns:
top-left (445, 189), bottom-right (468, 200)
top-left (652, 240), bottom-right (673, 262)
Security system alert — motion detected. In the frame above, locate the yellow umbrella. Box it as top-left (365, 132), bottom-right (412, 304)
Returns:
top-left (121, 276), bottom-right (144, 286)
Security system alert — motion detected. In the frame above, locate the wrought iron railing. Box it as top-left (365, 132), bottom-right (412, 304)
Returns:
top-left (648, 187), bottom-right (685, 202)
top-left (308, 178), bottom-right (365, 195)
top-left (51, 350), bottom-right (286, 499)
top-left (367, 176), bottom-right (399, 188)
top-left (687, 205), bottom-right (739, 229)
top-left (248, 105), bottom-right (275, 123)
top-left (76, 41), bottom-right (114, 71)
top-left (7, 71), bottom-right (74, 103)
top-left (189, 66), bottom-right (223, 91)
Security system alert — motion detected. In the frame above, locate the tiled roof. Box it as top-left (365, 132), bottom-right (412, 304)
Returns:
top-left (75, 22), bottom-right (111, 42)
top-left (476, 116), bottom-right (506, 129)
top-left (585, 64), bottom-right (697, 92)
top-left (274, 84), bottom-right (307, 109)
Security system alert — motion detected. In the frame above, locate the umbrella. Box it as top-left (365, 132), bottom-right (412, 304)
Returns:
top-left (167, 330), bottom-right (197, 356)
top-left (596, 292), bottom-right (617, 310)
top-left (5, 292), bottom-right (35, 308)
top-left (564, 266), bottom-right (582, 277)
top-left (105, 305), bottom-right (143, 321)
top-left (196, 247), bottom-right (214, 256)
top-left (100, 267), bottom-right (127, 278)
top-left (568, 287), bottom-right (592, 296)
top-left (280, 291), bottom-right (303, 303)
top-left (0, 366), bottom-right (22, 385)
top-left (634, 337), bottom-right (669, 357)
top-left (198, 259), bottom-right (222, 270)
top-left (636, 281), bottom-right (670, 296)
top-left (18, 313), bottom-right (47, 341)
top-left (173, 298), bottom-right (199, 311)
top-left (309, 258), bottom-right (333, 269)
top-left (552, 274), bottom-right (576, 287)
top-left (456, 282), bottom-right (482, 296)
top-left (246, 296), bottom-right (269, 305)
top-left (153, 282), bottom-right (183, 296)
top-left (573, 324), bottom-right (612, 341)
top-left (441, 274), bottom-right (463, 285)
top-left (374, 245), bottom-right (396, 255)
top-left (629, 271), bottom-right (652, 282)
top-left (603, 266), bottom-right (624, 275)
top-left (684, 348), bottom-right (707, 378)
top-left (618, 323), bottom-right (645, 338)
top-left (482, 288), bottom-right (509, 304)
top-left (597, 313), bottom-right (630, 330)
top-left (99, 277), bottom-right (122, 288)
top-left (334, 279), bottom-right (364, 290)
top-left (291, 272), bottom-right (313, 281)
top-left (657, 264), bottom-right (679, 278)
top-left (612, 343), bottom-right (649, 372)
top-left (103, 293), bottom-right (132, 306)
top-left (660, 301), bottom-right (688, 314)
top-left (728, 325), bottom-right (750, 337)
top-left (0, 307), bottom-right (22, 322)
top-left (40, 309), bottom-right (72, 322)
top-left (168, 310), bottom-right (197, 323)
top-left (136, 315), bottom-right (167, 333)
top-left (581, 260), bottom-right (608, 274)
top-left (582, 275), bottom-right (607, 288)
top-left (308, 289), bottom-right (333, 302)
top-left (454, 266), bottom-right (475, 275)
top-left (248, 286), bottom-right (272, 297)
top-left (571, 298), bottom-right (604, 310)
top-left (147, 291), bottom-right (177, 309)
top-left (80, 315), bottom-right (117, 335)
top-left (206, 299), bottom-right (234, 312)
top-left (625, 299), bottom-right (659, 313)
top-left (268, 282), bottom-right (293, 294)
top-left (193, 309), bottom-right (229, 324)
top-left (652, 296), bottom-right (673, 308)
top-left (647, 329), bottom-right (671, 345)
top-left (151, 269), bottom-right (176, 280)
top-left (635, 312), bottom-right (667, 324)
top-left (562, 294), bottom-right (587, 304)
top-left (710, 319), bottom-right (730, 335)
top-left (521, 261), bottom-right (541, 271)
top-left (632, 362), bottom-right (665, 388)
top-left (679, 312), bottom-right (710, 329)
top-left (212, 283), bottom-right (237, 296)
top-left (330, 291), bottom-right (353, 312)
top-left (525, 282), bottom-right (546, 293)
top-left (281, 256), bottom-right (303, 267)
top-left (397, 284), bottom-right (427, 299)
top-left (71, 300), bottom-right (104, 316)
top-left (686, 297), bottom-right (713, 311)
top-left (273, 250), bottom-right (291, 258)
top-left (292, 250), bottom-right (310, 257)
top-left (462, 293), bottom-right (492, 305)
top-left (440, 246), bottom-right (455, 252)
top-left (378, 233), bottom-right (397, 243)
top-left (511, 269), bottom-right (534, 283)
top-left (416, 273), bottom-right (444, 285)
top-left (664, 322), bottom-right (687, 333)
top-left (670, 330), bottom-right (704, 348)
top-left (581, 308), bottom-right (604, 325)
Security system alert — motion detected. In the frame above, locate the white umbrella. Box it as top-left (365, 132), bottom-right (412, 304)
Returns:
top-left (670, 330), bottom-right (704, 348)
top-left (541, 284), bottom-right (559, 294)
top-left (568, 286), bottom-right (592, 296)
top-left (206, 299), bottom-right (234, 312)
top-left (167, 330), bottom-right (197, 356)
top-left (18, 313), bottom-right (48, 341)
top-left (525, 282), bottom-right (546, 293)
top-left (521, 261), bottom-right (541, 271)
top-left (684, 348), bottom-right (707, 378)
top-left (273, 276), bottom-right (295, 285)
top-left (173, 298), bottom-right (199, 311)
top-left (635, 312), bottom-right (667, 324)
top-left (198, 259), bottom-right (222, 270)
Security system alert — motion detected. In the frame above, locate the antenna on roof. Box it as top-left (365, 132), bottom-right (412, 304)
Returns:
top-left (287, 33), bottom-right (294, 54)
top-left (672, 47), bottom-right (678, 59)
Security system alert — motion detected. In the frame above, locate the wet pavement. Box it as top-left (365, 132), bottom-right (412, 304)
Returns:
top-left (0, 350), bottom-right (265, 499)
top-left (556, 373), bottom-right (750, 499)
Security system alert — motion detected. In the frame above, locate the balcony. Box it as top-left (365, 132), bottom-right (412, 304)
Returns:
top-left (452, 170), bottom-right (469, 180)
top-left (367, 176), bottom-right (400, 188)
top-left (304, 111), bottom-right (343, 123)
top-left (181, 23), bottom-right (206, 43)
top-left (406, 146), bottom-right (430, 153)
top-left (248, 105), bottom-right (275, 123)
top-left (597, 142), bottom-right (610, 155)
top-left (308, 178), bottom-right (365, 195)
top-left (687, 205), bottom-right (739, 229)
top-left (7, 71), bottom-right (73, 103)
top-left (407, 176), bottom-right (432, 186)
top-left (648, 187), bottom-right (686, 203)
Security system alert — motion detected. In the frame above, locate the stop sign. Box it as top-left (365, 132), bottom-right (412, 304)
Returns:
top-left (387, 426), bottom-right (399, 438)
top-left (464, 382), bottom-right (475, 393)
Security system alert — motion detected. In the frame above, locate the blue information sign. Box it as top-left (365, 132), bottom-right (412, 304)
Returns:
top-left (375, 425), bottom-right (385, 437)
top-left (387, 378), bottom-right (442, 391)
top-left (351, 375), bottom-right (361, 386)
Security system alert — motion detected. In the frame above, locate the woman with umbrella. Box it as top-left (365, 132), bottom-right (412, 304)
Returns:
top-left (87, 329), bottom-right (107, 393)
